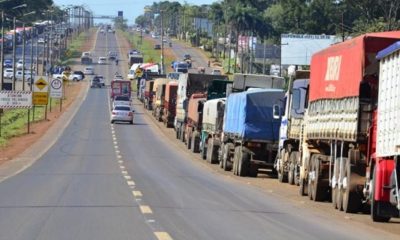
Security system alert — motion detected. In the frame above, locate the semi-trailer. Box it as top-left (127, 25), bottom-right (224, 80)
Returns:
top-left (162, 81), bottom-right (178, 128)
top-left (152, 78), bottom-right (170, 121)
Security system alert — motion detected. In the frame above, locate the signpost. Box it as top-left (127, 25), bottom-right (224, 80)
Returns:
top-left (50, 78), bottom-right (63, 99)
top-left (33, 77), bottom-right (49, 106)
top-left (0, 91), bottom-right (32, 109)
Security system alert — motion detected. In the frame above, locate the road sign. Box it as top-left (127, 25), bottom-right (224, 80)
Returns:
top-left (33, 77), bottom-right (49, 105)
top-left (0, 91), bottom-right (32, 109)
top-left (33, 92), bottom-right (48, 105)
top-left (33, 77), bottom-right (49, 92)
top-left (50, 78), bottom-right (63, 99)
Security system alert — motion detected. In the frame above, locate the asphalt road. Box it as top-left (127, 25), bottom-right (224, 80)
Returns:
top-left (0, 31), bottom-right (398, 240)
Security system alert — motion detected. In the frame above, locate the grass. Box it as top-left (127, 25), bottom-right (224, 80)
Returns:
top-left (60, 29), bottom-right (96, 65)
top-left (0, 32), bottom-right (87, 147)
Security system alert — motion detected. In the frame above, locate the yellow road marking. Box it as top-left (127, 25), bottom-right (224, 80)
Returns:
top-left (127, 180), bottom-right (135, 186)
top-left (132, 190), bottom-right (142, 197)
top-left (140, 205), bottom-right (153, 214)
top-left (154, 232), bottom-right (173, 240)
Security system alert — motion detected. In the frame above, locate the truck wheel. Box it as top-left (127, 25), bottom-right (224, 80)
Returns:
top-left (342, 157), bottom-right (362, 213)
top-left (299, 177), bottom-right (308, 196)
top-left (179, 128), bottom-right (185, 143)
top-left (336, 158), bottom-right (344, 211)
top-left (233, 147), bottom-right (239, 175)
top-left (332, 158), bottom-right (340, 209)
top-left (371, 167), bottom-right (391, 222)
top-left (175, 128), bottom-right (180, 139)
top-left (248, 165), bottom-right (258, 177)
top-left (278, 149), bottom-right (288, 183)
top-left (207, 139), bottom-right (218, 164)
top-left (238, 148), bottom-right (250, 177)
top-left (308, 154), bottom-right (325, 201)
top-left (201, 139), bottom-right (207, 160)
top-left (191, 132), bottom-right (200, 153)
top-left (288, 152), bottom-right (299, 185)
top-left (186, 132), bottom-right (192, 149)
top-left (222, 143), bottom-right (233, 171)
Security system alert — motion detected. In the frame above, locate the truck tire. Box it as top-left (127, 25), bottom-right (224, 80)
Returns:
top-left (288, 152), bottom-right (299, 185)
top-left (200, 138), bottom-right (207, 160)
top-left (186, 131), bottom-right (192, 149)
top-left (299, 177), bottom-right (308, 196)
top-left (179, 128), bottom-right (185, 143)
top-left (233, 147), bottom-right (239, 175)
top-left (222, 143), bottom-right (233, 171)
top-left (175, 128), bottom-right (180, 139)
top-left (191, 132), bottom-right (200, 153)
top-left (238, 148), bottom-right (250, 177)
top-left (332, 158), bottom-right (340, 209)
top-left (207, 139), bottom-right (219, 164)
top-left (278, 149), bottom-right (288, 183)
top-left (308, 154), bottom-right (325, 201)
top-left (371, 166), bottom-right (391, 222)
top-left (342, 157), bottom-right (362, 213)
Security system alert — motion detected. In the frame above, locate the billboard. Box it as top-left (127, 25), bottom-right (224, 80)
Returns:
top-left (281, 34), bottom-right (339, 65)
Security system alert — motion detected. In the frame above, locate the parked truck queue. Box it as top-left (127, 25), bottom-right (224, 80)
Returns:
top-left (131, 30), bottom-right (400, 224)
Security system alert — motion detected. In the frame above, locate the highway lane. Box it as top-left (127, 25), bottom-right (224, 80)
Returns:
top-left (0, 31), bottom-right (155, 240)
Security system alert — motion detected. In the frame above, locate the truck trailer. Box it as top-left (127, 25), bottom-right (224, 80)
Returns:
top-left (221, 89), bottom-right (285, 177)
top-left (152, 78), bottom-right (170, 121)
top-left (163, 81), bottom-right (178, 128)
top-left (299, 31), bottom-right (400, 216)
top-left (175, 73), bottom-right (228, 143)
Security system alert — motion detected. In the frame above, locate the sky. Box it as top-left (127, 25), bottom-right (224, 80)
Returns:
top-left (53, 0), bottom-right (216, 25)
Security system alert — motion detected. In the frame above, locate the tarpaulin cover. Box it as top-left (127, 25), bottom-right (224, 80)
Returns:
top-left (223, 89), bottom-right (285, 141)
top-left (309, 31), bottom-right (400, 101)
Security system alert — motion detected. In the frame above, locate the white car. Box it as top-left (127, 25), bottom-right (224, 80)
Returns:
top-left (83, 66), bottom-right (94, 75)
top-left (112, 95), bottom-right (131, 108)
top-left (98, 57), bottom-right (107, 65)
top-left (37, 38), bottom-right (45, 44)
top-left (15, 70), bottom-right (36, 82)
top-left (3, 68), bottom-right (13, 79)
top-left (111, 105), bottom-right (134, 124)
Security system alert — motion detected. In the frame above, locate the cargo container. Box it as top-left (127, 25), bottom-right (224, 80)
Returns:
top-left (229, 74), bottom-right (285, 94)
top-left (110, 79), bottom-right (131, 100)
top-left (221, 89), bottom-right (285, 177)
top-left (175, 73), bottom-right (228, 143)
top-left (201, 98), bottom-right (226, 164)
top-left (275, 70), bottom-right (310, 185)
top-left (371, 41), bottom-right (400, 222)
top-left (300, 31), bottom-right (400, 216)
top-left (162, 81), bottom-right (178, 128)
top-left (152, 78), bottom-right (170, 121)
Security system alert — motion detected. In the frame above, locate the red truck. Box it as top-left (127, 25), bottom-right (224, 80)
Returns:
top-left (299, 31), bottom-right (400, 220)
top-left (162, 81), bottom-right (178, 128)
top-left (110, 79), bottom-right (131, 100)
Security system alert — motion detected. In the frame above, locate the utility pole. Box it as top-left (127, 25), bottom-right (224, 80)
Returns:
top-left (1, 11), bottom-right (4, 89)
top-left (12, 17), bottom-right (16, 90)
top-left (22, 23), bottom-right (26, 90)
top-left (160, 10), bottom-right (164, 74)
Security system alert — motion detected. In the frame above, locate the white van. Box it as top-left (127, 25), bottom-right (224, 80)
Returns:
top-left (127, 63), bottom-right (141, 80)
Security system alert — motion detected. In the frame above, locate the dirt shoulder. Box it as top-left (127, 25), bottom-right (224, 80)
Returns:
top-left (0, 30), bottom-right (97, 166)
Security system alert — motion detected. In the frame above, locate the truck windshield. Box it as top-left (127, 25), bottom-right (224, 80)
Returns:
top-left (292, 89), bottom-right (302, 113)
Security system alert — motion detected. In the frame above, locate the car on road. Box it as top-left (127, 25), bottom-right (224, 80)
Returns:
top-left (72, 71), bottom-right (85, 81)
top-left (16, 59), bottom-right (29, 69)
top-left (83, 66), bottom-right (94, 75)
top-left (108, 51), bottom-right (118, 60)
top-left (93, 75), bottom-right (105, 86)
top-left (111, 105), bottom-right (134, 124)
top-left (112, 95), bottom-right (131, 108)
top-left (90, 77), bottom-right (102, 88)
top-left (154, 44), bottom-right (161, 50)
top-left (98, 57), bottom-right (107, 65)
top-left (183, 54), bottom-right (191, 60)
top-left (15, 70), bottom-right (36, 83)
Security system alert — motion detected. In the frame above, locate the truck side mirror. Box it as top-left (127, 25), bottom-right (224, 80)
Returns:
top-left (273, 104), bottom-right (281, 119)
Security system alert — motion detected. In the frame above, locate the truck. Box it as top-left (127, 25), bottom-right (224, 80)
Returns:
top-left (110, 79), bottom-right (131, 100)
top-left (172, 61), bottom-right (189, 73)
top-left (275, 70), bottom-right (310, 185)
top-left (143, 79), bottom-right (155, 110)
top-left (298, 31), bottom-right (400, 217)
top-left (220, 89), bottom-right (285, 177)
top-left (152, 78), bottom-right (170, 121)
top-left (128, 50), bottom-right (143, 66)
top-left (370, 41), bottom-right (400, 222)
top-left (175, 73), bottom-right (228, 144)
top-left (81, 51), bottom-right (93, 65)
top-left (162, 81), bottom-right (178, 128)
top-left (200, 73), bottom-right (285, 165)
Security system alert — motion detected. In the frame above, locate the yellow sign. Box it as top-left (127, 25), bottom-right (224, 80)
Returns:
top-left (35, 78), bottom-right (48, 91)
top-left (33, 92), bottom-right (48, 105)
top-left (135, 68), bottom-right (143, 78)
